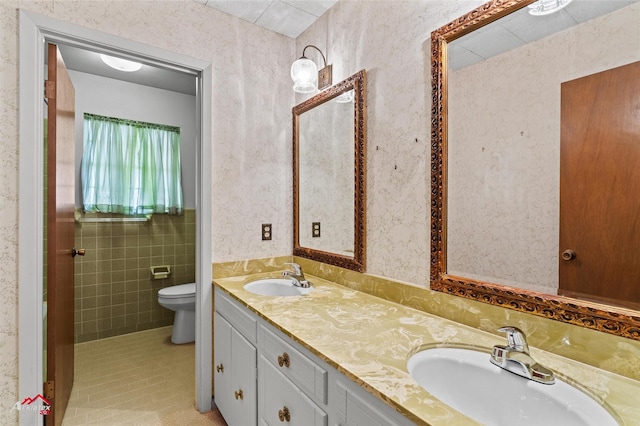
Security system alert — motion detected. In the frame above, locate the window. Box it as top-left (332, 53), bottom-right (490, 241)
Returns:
top-left (81, 113), bottom-right (183, 215)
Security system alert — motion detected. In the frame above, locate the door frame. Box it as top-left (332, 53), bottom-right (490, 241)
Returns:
top-left (18, 11), bottom-right (213, 425)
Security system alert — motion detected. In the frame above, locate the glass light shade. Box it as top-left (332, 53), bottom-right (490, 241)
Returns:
top-left (334, 90), bottom-right (354, 103)
top-left (291, 57), bottom-right (318, 93)
top-left (528, 0), bottom-right (573, 16)
top-left (100, 54), bottom-right (142, 72)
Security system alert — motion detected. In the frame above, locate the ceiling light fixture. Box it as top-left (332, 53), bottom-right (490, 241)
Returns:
top-left (528, 0), bottom-right (573, 16)
top-left (290, 45), bottom-right (332, 94)
top-left (100, 54), bottom-right (142, 72)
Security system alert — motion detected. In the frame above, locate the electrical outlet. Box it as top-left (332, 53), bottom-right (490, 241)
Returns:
top-left (262, 223), bottom-right (272, 241)
top-left (312, 222), bottom-right (321, 238)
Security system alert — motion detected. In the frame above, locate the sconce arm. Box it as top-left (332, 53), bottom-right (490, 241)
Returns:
top-left (301, 45), bottom-right (327, 68)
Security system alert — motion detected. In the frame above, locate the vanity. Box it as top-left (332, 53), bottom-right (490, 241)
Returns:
top-left (213, 271), bottom-right (639, 426)
top-left (213, 277), bottom-right (415, 426)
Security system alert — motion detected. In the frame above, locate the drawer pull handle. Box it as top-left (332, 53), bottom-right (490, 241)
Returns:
top-left (234, 389), bottom-right (243, 400)
top-left (278, 406), bottom-right (290, 422)
top-left (216, 364), bottom-right (224, 373)
top-left (278, 352), bottom-right (290, 368)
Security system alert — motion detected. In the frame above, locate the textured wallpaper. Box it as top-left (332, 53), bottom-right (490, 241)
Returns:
top-left (294, 0), bottom-right (486, 284)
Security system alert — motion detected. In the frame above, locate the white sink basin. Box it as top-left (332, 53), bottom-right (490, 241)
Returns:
top-left (243, 278), bottom-right (313, 297)
top-left (407, 347), bottom-right (618, 426)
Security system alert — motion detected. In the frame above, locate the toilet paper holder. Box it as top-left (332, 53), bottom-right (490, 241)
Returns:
top-left (150, 265), bottom-right (171, 279)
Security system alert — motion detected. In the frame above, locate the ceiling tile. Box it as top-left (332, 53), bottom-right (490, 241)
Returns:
top-left (448, 44), bottom-right (484, 71)
top-left (455, 24), bottom-right (525, 60)
top-left (565, 0), bottom-right (635, 23)
top-left (501, 9), bottom-right (577, 43)
top-left (281, 0), bottom-right (338, 17)
top-left (257, 0), bottom-right (318, 38)
top-left (204, 0), bottom-right (272, 23)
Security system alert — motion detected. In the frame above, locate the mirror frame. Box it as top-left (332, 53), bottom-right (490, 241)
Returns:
top-left (430, 0), bottom-right (640, 341)
top-left (293, 69), bottom-right (367, 272)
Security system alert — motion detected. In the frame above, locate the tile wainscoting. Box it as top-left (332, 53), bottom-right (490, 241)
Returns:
top-left (74, 209), bottom-right (196, 343)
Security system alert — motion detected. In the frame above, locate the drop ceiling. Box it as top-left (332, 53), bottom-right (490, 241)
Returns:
top-left (193, 0), bottom-right (338, 39)
top-left (55, 0), bottom-right (634, 94)
top-left (449, 0), bottom-right (636, 70)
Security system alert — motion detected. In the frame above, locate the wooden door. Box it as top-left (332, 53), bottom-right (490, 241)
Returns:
top-left (45, 43), bottom-right (76, 426)
top-left (559, 61), bottom-right (640, 310)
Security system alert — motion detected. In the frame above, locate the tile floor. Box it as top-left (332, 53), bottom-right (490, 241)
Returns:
top-left (62, 326), bottom-right (227, 425)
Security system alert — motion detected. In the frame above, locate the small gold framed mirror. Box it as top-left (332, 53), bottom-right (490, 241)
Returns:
top-left (293, 70), bottom-right (367, 272)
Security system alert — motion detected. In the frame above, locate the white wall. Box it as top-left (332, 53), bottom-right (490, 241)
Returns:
top-left (68, 70), bottom-right (198, 209)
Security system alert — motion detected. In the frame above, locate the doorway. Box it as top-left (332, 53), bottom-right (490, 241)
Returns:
top-left (19, 11), bottom-right (212, 425)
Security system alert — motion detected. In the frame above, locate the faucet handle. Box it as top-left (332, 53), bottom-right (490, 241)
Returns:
top-left (285, 262), bottom-right (302, 275)
top-left (498, 326), bottom-right (530, 354)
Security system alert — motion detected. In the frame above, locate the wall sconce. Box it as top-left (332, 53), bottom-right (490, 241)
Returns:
top-left (290, 45), bottom-right (332, 93)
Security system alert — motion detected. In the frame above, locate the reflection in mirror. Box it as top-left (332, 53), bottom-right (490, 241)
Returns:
top-left (431, 0), bottom-right (640, 340)
top-left (298, 91), bottom-right (354, 254)
top-left (293, 70), bottom-right (366, 272)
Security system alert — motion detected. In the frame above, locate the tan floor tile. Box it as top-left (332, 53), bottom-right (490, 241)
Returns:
top-left (61, 327), bottom-right (226, 425)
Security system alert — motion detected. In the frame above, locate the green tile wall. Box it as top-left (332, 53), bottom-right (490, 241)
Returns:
top-left (74, 209), bottom-right (196, 343)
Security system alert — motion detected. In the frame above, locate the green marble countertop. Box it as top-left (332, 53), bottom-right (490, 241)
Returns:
top-left (214, 272), bottom-right (640, 425)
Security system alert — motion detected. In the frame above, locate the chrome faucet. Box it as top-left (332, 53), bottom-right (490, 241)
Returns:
top-left (282, 263), bottom-right (311, 288)
top-left (490, 326), bottom-right (555, 385)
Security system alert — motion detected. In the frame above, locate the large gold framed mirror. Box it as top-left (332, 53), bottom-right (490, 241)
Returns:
top-left (293, 70), bottom-right (367, 272)
top-left (431, 0), bottom-right (640, 340)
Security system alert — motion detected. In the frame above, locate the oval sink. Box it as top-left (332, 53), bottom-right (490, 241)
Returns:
top-left (407, 347), bottom-right (617, 426)
top-left (243, 278), bottom-right (313, 297)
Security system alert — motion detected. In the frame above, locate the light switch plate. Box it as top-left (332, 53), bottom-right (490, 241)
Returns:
top-left (312, 222), bottom-right (321, 238)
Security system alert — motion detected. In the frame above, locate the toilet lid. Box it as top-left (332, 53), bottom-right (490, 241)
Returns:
top-left (158, 283), bottom-right (196, 298)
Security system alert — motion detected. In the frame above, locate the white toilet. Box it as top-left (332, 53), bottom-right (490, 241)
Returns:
top-left (158, 282), bottom-right (196, 344)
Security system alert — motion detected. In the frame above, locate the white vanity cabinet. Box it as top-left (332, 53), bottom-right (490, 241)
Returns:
top-left (214, 296), bottom-right (258, 426)
top-left (214, 288), bottom-right (415, 426)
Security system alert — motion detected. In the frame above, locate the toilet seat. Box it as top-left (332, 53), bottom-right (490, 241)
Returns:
top-left (158, 283), bottom-right (196, 299)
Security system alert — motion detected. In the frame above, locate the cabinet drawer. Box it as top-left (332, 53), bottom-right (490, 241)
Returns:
top-left (259, 325), bottom-right (328, 404)
top-left (216, 289), bottom-right (257, 343)
top-left (259, 356), bottom-right (327, 426)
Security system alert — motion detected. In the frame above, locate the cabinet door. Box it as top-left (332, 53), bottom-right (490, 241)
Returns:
top-left (214, 312), bottom-right (258, 426)
top-left (214, 312), bottom-right (232, 420)
top-left (231, 327), bottom-right (257, 426)
top-left (335, 380), bottom-right (414, 426)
